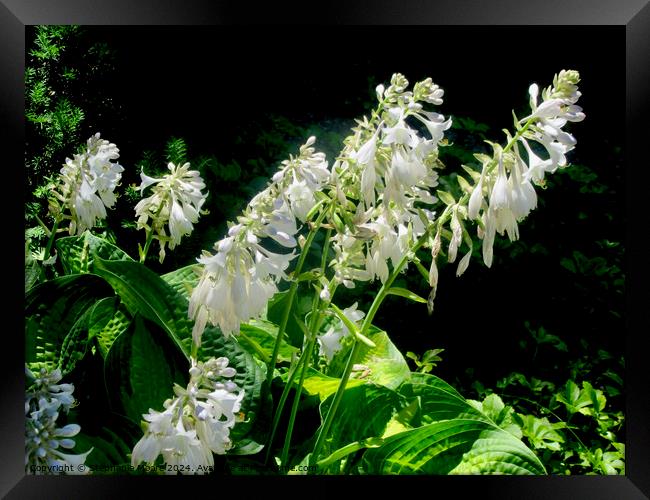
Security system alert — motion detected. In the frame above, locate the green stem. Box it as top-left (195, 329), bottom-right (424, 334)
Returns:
top-left (139, 201), bottom-right (166, 264)
top-left (280, 336), bottom-right (317, 466)
top-left (309, 226), bottom-right (434, 466)
top-left (43, 218), bottom-right (60, 262)
top-left (485, 117), bottom-right (536, 177)
top-left (274, 228), bottom-right (333, 466)
top-left (265, 207), bottom-right (330, 388)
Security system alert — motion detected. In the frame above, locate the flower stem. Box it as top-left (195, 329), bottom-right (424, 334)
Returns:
top-left (43, 218), bottom-right (60, 262)
top-left (267, 228), bottom-right (333, 466)
top-left (265, 207), bottom-right (330, 388)
top-left (309, 226), bottom-right (434, 466)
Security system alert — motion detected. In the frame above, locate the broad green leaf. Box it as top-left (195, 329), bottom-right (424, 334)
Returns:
top-left (92, 298), bottom-right (132, 358)
top-left (198, 326), bottom-right (269, 443)
top-left (295, 368), bottom-right (364, 401)
top-left (238, 320), bottom-right (299, 364)
top-left (93, 258), bottom-right (194, 357)
top-left (386, 287), bottom-right (428, 304)
top-left (267, 289), bottom-right (313, 348)
top-left (104, 315), bottom-right (188, 424)
top-left (58, 305), bottom-right (94, 375)
top-left (56, 231), bottom-right (132, 274)
top-left (351, 326), bottom-right (411, 390)
top-left (320, 384), bottom-right (407, 459)
top-left (94, 258), bottom-right (269, 445)
top-left (363, 419), bottom-right (546, 474)
top-left (25, 274), bottom-right (112, 371)
top-left (360, 373), bottom-right (546, 474)
top-left (161, 264), bottom-right (201, 299)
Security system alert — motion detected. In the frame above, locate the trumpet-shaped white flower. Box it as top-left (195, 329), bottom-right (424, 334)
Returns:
top-left (131, 357), bottom-right (244, 475)
top-left (318, 303), bottom-right (365, 361)
top-left (135, 162), bottom-right (208, 262)
top-left (55, 133), bottom-right (124, 235)
top-left (25, 366), bottom-right (91, 474)
top-left (190, 138), bottom-right (329, 345)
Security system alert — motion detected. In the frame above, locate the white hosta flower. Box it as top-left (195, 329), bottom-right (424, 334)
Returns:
top-left (25, 366), bottom-right (91, 474)
top-left (135, 162), bottom-right (208, 261)
top-left (318, 303), bottom-right (365, 361)
top-left (56, 133), bottom-right (124, 235)
top-left (132, 357), bottom-right (244, 475)
top-left (189, 226), bottom-right (294, 345)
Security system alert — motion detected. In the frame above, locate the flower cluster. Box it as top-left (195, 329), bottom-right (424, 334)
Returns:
top-left (466, 70), bottom-right (585, 267)
top-left (53, 133), bottom-right (124, 235)
top-left (329, 74), bottom-right (450, 288)
top-left (25, 366), bottom-right (91, 474)
top-left (131, 357), bottom-right (244, 474)
top-left (189, 138), bottom-right (329, 345)
top-left (135, 162), bottom-right (208, 262)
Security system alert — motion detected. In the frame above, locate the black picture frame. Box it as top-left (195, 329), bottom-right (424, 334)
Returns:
top-left (4, 1), bottom-right (649, 498)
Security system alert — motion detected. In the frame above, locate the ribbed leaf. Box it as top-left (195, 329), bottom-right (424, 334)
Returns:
top-left (161, 264), bottom-right (201, 299)
top-left (362, 373), bottom-right (546, 474)
top-left (318, 384), bottom-right (407, 466)
top-left (25, 274), bottom-right (112, 371)
top-left (93, 258), bottom-right (193, 357)
top-left (91, 298), bottom-right (132, 358)
top-left (363, 419), bottom-right (546, 474)
top-left (351, 326), bottom-right (411, 390)
top-left (104, 315), bottom-right (187, 424)
top-left (238, 319), bottom-right (298, 364)
top-left (198, 326), bottom-right (269, 443)
top-left (94, 258), bottom-right (267, 445)
top-left (58, 305), bottom-right (94, 375)
top-left (295, 368), bottom-right (364, 401)
top-left (56, 231), bottom-right (132, 274)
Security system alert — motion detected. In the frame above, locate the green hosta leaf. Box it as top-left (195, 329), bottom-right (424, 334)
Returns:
top-left (238, 320), bottom-right (299, 364)
top-left (515, 414), bottom-right (566, 452)
top-left (161, 264), bottom-right (201, 299)
top-left (25, 274), bottom-right (112, 372)
top-left (56, 231), bottom-right (132, 274)
top-left (350, 326), bottom-right (411, 390)
top-left (361, 373), bottom-right (546, 474)
top-left (320, 384), bottom-right (407, 460)
top-left (93, 258), bottom-right (193, 357)
top-left (386, 287), bottom-right (427, 304)
top-left (267, 289), bottom-right (313, 347)
top-left (92, 298), bottom-right (132, 358)
top-left (363, 419), bottom-right (546, 474)
top-left (198, 326), bottom-right (269, 444)
top-left (94, 258), bottom-right (269, 446)
top-left (58, 305), bottom-right (94, 376)
top-left (105, 315), bottom-right (188, 424)
top-left (294, 368), bottom-right (364, 401)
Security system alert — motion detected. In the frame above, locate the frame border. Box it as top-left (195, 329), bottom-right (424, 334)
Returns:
top-left (3, 1), bottom-right (648, 498)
